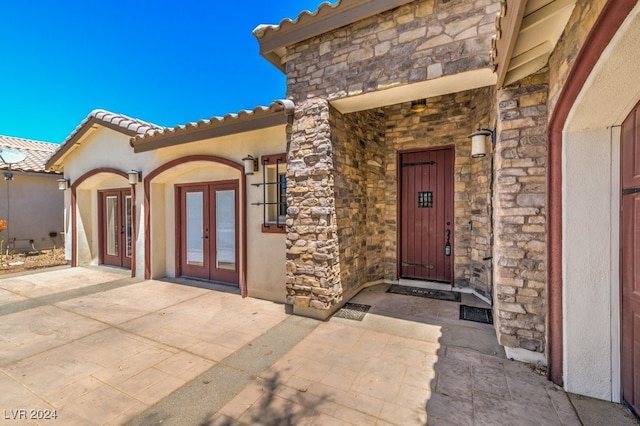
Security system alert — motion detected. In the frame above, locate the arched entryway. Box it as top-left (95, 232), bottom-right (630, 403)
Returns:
top-left (70, 168), bottom-right (136, 276)
top-left (143, 155), bottom-right (248, 296)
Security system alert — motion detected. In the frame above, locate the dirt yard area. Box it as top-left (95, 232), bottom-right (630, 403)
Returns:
top-left (0, 248), bottom-right (68, 275)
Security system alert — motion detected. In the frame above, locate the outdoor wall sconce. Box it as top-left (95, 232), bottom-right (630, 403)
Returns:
top-left (3, 171), bottom-right (13, 181)
top-left (57, 178), bottom-right (70, 190)
top-left (128, 170), bottom-right (142, 185)
top-left (410, 99), bottom-right (427, 113)
top-left (242, 155), bottom-right (259, 175)
top-left (469, 128), bottom-right (493, 158)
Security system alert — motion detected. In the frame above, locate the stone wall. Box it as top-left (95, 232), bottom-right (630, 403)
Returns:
top-left (285, 89), bottom-right (495, 312)
top-left (282, 0), bottom-right (501, 313)
top-left (493, 69), bottom-right (549, 353)
top-left (384, 87), bottom-right (494, 294)
top-left (285, 99), bottom-right (343, 312)
top-left (331, 108), bottom-right (387, 295)
top-left (285, 0), bottom-right (499, 102)
top-left (468, 86), bottom-right (497, 298)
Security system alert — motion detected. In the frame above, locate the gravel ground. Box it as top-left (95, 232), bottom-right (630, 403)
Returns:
top-left (0, 248), bottom-right (68, 275)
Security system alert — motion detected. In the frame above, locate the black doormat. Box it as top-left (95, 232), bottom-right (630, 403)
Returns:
top-left (387, 285), bottom-right (461, 302)
top-left (459, 305), bottom-right (493, 324)
top-left (333, 303), bottom-right (371, 321)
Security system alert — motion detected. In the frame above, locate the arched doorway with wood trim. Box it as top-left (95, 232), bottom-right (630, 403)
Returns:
top-left (143, 155), bottom-right (248, 296)
top-left (70, 168), bottom-right (136, 276)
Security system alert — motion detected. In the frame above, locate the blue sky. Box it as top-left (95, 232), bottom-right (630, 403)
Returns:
top-left (0, 1), bottom-right (330, 143)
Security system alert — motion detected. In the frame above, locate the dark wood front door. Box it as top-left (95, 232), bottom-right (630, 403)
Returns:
top-left (400, 147), bottom-right (454, 283)
top-left (177, 181), bottom-right (239, 285)
top-left (98, 189), bottom-right (132, 269)
top-left (622, 102), bottom-right (640, 414)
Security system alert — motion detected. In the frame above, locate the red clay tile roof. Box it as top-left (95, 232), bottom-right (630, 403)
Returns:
top-left (46, 109), bottom-right (163, 170)
top-left (0, 135), bottom-right (60, 174)
top-left (131, 100), bottom-right (295, 153)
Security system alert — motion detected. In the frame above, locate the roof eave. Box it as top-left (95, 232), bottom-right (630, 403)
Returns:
top-left (0, 167), bottom-right (62, 176)
top-left (494, 1), bottom-right (528, 88)
top-left (494, 0), bottom-right (577, 88)
top-left (45, 113), bottom-right (155, 170)
top-left (132, 102), bottom-right (295, 153)
top-left (263, 51), bottom-right (286, 72)
top-left (45, 117), bottom-right (97, 170)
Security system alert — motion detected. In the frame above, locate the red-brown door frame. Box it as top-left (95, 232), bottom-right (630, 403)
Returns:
top-left (98, 188), bottom-right (133, 269)
top-left (396, 145), bottom-right (455, 283)
top-left (546, 0), bottom-right (637, 386)
top-left (175, 180), bottom-right (240, 285)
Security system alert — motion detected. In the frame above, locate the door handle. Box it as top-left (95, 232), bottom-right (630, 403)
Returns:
top-left (445, 229), bottom-right (451, 256)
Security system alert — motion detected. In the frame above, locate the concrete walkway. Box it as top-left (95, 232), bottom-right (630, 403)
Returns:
top-left (0, 267), bottom-right (635, 425)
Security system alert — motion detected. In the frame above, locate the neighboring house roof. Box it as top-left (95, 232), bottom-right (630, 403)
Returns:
top-left (131, 100), bottom-right (295, 153)
top-left (492, 0), bottom-right (577, 87)
top-left (46, 109), bottom-right (163, 170)
top-left (0, 135), bottom-right (60, 174)
top-left (253, 0), bottom-right (414, 71)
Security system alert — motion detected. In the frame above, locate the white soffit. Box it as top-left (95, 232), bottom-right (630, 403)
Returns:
top-left (503, 0), bottom-right (576, 86)
top-left (330, 68), bottom-right (497, 114)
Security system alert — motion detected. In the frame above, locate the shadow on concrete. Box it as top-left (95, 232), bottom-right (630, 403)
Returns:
top-left (342, 284), bottom-right (584, 425)
top-left (200, 371), bottom-right (329, 426)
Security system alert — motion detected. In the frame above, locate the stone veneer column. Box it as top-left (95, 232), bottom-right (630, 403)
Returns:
top-left (493, 70), bottom-right (549, 362)
top-left (285, 98), bottom-right (342, 317)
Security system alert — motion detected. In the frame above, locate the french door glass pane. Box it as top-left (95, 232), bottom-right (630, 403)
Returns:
top-left (125, 195), bottom-right (132, 258)
top-left (216, 190), bottom-right (235, 270)
top-left (106, 196), bottom-right (118, 256)
top-left (186, 192), bottom-right (204, 266)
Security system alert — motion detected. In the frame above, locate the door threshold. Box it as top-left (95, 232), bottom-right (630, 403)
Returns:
top-left (398, 278), bottom-right (452, 291)
top-left (167, 276), bottom-right (240, 294)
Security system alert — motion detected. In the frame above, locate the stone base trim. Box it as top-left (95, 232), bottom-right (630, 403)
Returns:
top-left (505, 346), bottom-right (547, 365)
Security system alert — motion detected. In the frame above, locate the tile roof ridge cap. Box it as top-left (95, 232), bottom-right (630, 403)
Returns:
top-left (88, 108), bottom-right (162, 130)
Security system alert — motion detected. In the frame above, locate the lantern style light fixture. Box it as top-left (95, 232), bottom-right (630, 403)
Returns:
top-left (128, 170), bottom-right (141, 185)
top-left (57, 178), bottom-right (70, 190)
top-left (469, 128), bottom-right (493, 158)
top-left (410, 98), bottom-right (427, 113)
top-left (242, 155), bottom-right (259, 175)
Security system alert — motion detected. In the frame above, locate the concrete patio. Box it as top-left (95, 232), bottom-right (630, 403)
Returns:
top-left (0, 267), bottom-right (635, 425)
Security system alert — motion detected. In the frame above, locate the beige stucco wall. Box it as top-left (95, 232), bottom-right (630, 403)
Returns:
top-left (60, 123), bottom-right (287, 303)
top-left (0, 172), bottom-right (64, 251)
top-left (151, 126), bottom-right (287, 302)
top-left (560, 3), bottom-right (640, 402)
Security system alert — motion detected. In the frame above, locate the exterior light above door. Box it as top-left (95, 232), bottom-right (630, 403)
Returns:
top-left (57, 178), bottom-right (70, 190)
top-left (410, 99), bottom-right (427, 113)
top-left (469, 128), bottom-right (493, 158)
top-left (242, 155), bottom-right (259, 175)
top-left (128, 170), bottom-right (142, 185)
